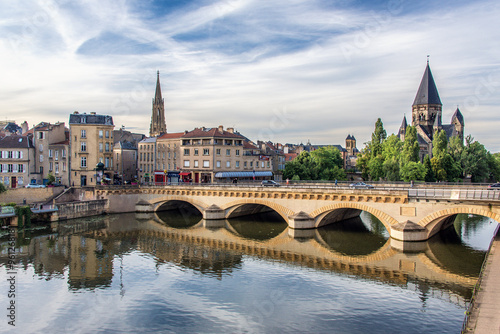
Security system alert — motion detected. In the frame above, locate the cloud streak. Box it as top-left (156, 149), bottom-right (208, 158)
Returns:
top-left (0, 0), bottom-right (499, 151)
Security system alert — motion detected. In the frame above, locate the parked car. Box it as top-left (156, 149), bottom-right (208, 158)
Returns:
top-left (261, 180), bottom-right (280, 187)
top-left (349, 182), bottom-right (374, 189)
top-left (25, 184), bottom-right (46, 188)
top-left (488, 182), bottom-right (500, 190)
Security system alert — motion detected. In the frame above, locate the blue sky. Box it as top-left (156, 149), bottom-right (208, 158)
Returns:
top-left (1, 0), bottom-right (499, 151)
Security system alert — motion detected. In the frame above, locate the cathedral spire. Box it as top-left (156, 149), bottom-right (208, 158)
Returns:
top-left (413, 62), bottom-right (442, 106)
top-left (149, 71), bottom-right (167, 137)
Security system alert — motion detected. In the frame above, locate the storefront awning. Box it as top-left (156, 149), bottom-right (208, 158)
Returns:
top-left (214, 171), bottom-right (273, 178)
top-left (179, 172), bottom-right (191, 176)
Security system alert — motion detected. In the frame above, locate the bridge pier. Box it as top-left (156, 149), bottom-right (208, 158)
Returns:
top-left (288, 211), bottom-right (315, 229)
top-left (203, 205), bottom-right (225, 220)
top-left (390, 221), bottom-right (427, 242)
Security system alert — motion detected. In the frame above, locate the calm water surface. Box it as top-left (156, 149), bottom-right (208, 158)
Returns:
top-left (0, 210), bottom-right (498, 333)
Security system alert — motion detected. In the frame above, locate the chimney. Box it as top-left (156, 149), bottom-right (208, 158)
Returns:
top-left (227, 127), bottom-right (234, 133)
top-left (90, 112), bottom-right (96, 115)
top-left (73, 111), bottom-right (79, 114)
top-left (218, 125), bottom-right (223, 133)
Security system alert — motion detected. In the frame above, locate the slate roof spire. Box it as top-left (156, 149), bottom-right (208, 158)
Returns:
top-left (413, 62), bottom-right (442, 106)
top-left (154, 70), bottom-right (162, 103)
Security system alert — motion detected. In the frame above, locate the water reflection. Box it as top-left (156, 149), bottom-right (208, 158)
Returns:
top-left (317, 213), bottom-right (388, 256)
top-left (0, 211), bottom-right (498, 333)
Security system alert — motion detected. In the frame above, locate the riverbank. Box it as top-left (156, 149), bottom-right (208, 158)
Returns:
top-left (462, 225), bottom-right (500, 333)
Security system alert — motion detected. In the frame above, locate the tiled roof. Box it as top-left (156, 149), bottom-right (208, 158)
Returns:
top-left (0, 135), bottom-right (33, 148)
top-left (69, 113), bottom-right (114, 125)
top-left (158, 132), bottom-right (184, 139)
top-left (182, 127), bottom-right (245, 139)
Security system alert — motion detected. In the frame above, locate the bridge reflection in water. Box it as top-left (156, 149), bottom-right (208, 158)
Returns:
top-left (4, 209), bottom-right (492, 311)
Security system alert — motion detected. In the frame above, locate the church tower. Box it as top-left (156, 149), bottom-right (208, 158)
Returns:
top-left (149, 71), bottom-right (167, 137)
top-left (411, 60), bottom-right (442, 139)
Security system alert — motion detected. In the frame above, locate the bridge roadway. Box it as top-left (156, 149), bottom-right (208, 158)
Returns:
top-left (93, 184), bottom-right (500, 242)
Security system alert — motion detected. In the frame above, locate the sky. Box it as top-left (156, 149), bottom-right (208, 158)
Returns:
top-left (0, 0), bottom-right (499, 151)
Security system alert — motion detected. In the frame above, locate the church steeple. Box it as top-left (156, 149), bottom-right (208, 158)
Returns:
top-left (411, 61), bottom-right (442, 139)
top-left (149, 71), bottom-right (167, 137)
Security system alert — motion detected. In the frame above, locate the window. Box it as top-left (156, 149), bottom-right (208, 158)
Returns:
top-left (216, 161), bottom-right (221, 168)
top-left (236, 149), bottom-right (240, 156)
top-left (18, 164), bottom-right (24, 173)
top-left (267, 161), bottom-right (270, 168)
top-left (203, 160), bottom-right (209, 168)
top-left (81, 142), bottom-right (87, 152)
top-left (236, 161), bottom-right (240, 168)
top-left (105, 130), bottom-right (109, 138)
top-left (261, 161), bottom-right (265, 168)
top-left (40, 166), bottom-right (43, 174)
top-left (203, 148), bottom-right (209, 155)
top-left (55, 163), bottom-right (59, 173)
top-left (8, 164), bottom-right (13, 173)
top-left (216, 149), bottom-right (221, 156)
top-left (174, 153), bottom-right (176, 159)
top-left (99, 143), bottom-right (103, 153)
top-left (81, 157), bottom-right (87, 167)
top-left (250, 161), bottom-right (253, 167)
top-left (39, 144), bottom-right (43, 152)
top-left (39, 155), bottom-right (43, 162)
top-left (105, 157), bottom-right (110, 168)
top-left (62, 149), bottom-right (66, 158)
top-left (18, 176), bottom-right (23, 185)
top-left (49, 149), bottom-right (53, 158)
top-left (184, 149), bottom-right (190, 156)
top-left (99, 130), bottom-right (103, 138)
top-left (62, 162), bottom-right (66, 171)
top-left (194, 160), bottom-right (199, 168)
top-left (81, 129), bottom-right (86, 138)
top-left (244, 161), bottom-right (247, 167)
top-left (55, 150), bottom-right (59, 160)
top-left (226, 161), bottom-right (230, 168)
top-left (49, 162), bottom-right (53, 171)
top-left (8, 151), bottom-right (13, 159)
top-left (226, 149), bottom-right (231, 156)
top-left (105, 143), bottom-right (110, 152)
top-left (168, 152), bottom-right (171, 159)
top-left (194, 149), bottom-right (199, 156)
top-left (184, 160), bottom-right (190, 167)
top-left (38, 132), bottom-right (44, 139)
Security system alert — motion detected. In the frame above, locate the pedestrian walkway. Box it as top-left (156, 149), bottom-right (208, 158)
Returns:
top-left (463, 225), bottom-right (500, 333)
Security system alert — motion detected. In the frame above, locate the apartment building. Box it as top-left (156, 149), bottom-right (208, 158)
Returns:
top-left (0, 135), bottom-right (35, 188)
top-left (69, 112), bottom-right (114, 186)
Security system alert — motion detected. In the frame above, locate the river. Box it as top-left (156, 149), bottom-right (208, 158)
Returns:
top-left (0, 210), bottom-right (498, 333)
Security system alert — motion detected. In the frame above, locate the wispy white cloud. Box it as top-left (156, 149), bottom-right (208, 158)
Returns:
top-left (0, 0), bottom-right (499, 151)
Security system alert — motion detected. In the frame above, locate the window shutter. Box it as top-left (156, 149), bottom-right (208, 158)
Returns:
top-left (20, 151), bottom-right (23, 159)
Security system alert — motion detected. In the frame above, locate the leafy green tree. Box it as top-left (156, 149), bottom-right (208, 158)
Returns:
top-left (371, 118), bottom-right (387, 157)
top-left (432, 130), bottom-right (448, 157)
top-left (488, 153), bottom-right (500, 182)
top-left (283, 148), bottom-right (346, 181)
top-left (423, 155), bottom-right (435, 182)
top-left (356, 149), bottom-right (371, 180)
top-left (401, 126), bottom-right (420, 164)
top-left (462, 136), bottom-right (489, 182)
top-left (381, 135), bottom-right (402, 161)
top-left (383, 157), bottom-right (400, 181)
top-left (368, 155), bottom-right (384, 181)
top-left (47, 173), bottom-right (56, 185)
top-left (0, 182), bottom-right (6, 194)
top-left (400, 161), bottom-right (426, 181)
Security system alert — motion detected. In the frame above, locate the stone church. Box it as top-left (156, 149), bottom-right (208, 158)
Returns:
top-left (398, 62), bottom-right (464, 161)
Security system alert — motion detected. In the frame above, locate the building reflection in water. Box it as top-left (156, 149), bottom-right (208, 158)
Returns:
top-left (1, 211), bottom-right (495, 307)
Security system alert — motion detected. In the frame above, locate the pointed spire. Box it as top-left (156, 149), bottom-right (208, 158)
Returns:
top-left (155, 70), bottom-right (162, 102)
top-left (413, 62), bottom-right (441, 106)
top-left (400, 115), bottom-right (408, 130)
top-left (452, 107), bottom-right (464, 125)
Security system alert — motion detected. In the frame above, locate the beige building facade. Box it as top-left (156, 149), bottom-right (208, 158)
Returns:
top-left (69, 112), bottom-right (114, 186)
top-left (0, 135), bottom-right (35, 188)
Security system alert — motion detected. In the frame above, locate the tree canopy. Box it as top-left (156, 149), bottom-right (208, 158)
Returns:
top-left (283, 146), bottom-right (346, 181)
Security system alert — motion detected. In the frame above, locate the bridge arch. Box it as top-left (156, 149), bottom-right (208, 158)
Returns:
top-left (149, 196), bottom-right (208, 215)
top-left (221, 199), bottom-right (294, 222)
top-left (310, 203), bottom-right (399, 233)
top-left (419, 207), bottom-right (500, 239)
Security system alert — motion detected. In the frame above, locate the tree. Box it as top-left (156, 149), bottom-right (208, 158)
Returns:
top-left (47, 173), bottom-right (56, 185)
top-left (423, 155), bottom-right (435, 182)
top-left (462, 136), bottom-right (489, 182)
top-left (400, 161), bottom-right (426, 182)
top-left (383, 157), bottom-right (400, 181)
top-left (0, 182), bottom-right (6, 194)
top-left (368, 155), bottom-right (384, 181)
top-left (401, 126), bottom-right (420, 164)
top-left (371, 118), bottom-right (387, 157)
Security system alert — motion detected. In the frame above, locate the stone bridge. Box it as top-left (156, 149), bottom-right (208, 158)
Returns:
top-left (94, 185), bottom-right (500, 241)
